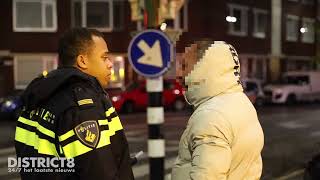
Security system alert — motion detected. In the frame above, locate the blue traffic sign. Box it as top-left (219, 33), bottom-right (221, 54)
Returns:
top-left (128, 29), bottom-right (174, 78)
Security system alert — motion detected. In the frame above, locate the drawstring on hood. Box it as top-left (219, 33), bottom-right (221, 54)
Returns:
top-left (182, 90), bottom-right (192, 106)
top-left (184, 41), bottom-right (243, 108)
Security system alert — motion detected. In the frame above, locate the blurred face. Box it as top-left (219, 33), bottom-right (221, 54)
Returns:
top-left (76, 35), bottom-right (113, 89)
top-left (176, 43), bottom-right (199, 87)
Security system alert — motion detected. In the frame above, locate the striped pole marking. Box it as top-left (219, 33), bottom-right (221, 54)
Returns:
top-left (147, 76), bottom-right (164, 180)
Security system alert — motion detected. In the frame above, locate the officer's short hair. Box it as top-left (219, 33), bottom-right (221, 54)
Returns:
top-left (58, 28), bottom-right (105, 67)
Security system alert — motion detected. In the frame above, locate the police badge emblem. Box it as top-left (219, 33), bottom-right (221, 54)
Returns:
top-left (75, 120), bottom-right (100, 148)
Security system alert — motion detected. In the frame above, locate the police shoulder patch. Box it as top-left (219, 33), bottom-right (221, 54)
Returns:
top-left (74, 120), bottom-right (100, 148)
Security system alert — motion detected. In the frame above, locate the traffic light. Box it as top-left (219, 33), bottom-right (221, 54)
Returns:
top-left (129, 0), bottom-right (144, 21)
top-left (159, 0), bottom-right (185, 23)
top-left (129, 0), bottom-right (185, 26)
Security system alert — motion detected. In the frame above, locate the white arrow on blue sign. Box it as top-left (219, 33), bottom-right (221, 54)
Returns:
top-left (128, 29), bottom-right (174, 78)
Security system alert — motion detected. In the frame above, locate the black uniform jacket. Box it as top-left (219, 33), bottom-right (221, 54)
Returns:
top-left (15, 67), bottom-right (134, 180)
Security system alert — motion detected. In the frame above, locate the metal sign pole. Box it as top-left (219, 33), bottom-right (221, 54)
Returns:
top-left (147, 76), bottom-right (164, 180)
top-left (129, 2), bottom-right (183, 179)
top-left (128, 29), bottom-right (173, 180)
top-left (144, 1), bottom-right (164, 179)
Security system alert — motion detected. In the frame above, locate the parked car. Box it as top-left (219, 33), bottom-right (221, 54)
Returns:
top-left (242, 78), bottom-right (265, 106)
top-left (109, 79), bottom-right (186, 113)
top-left (263, 71), bottom-right (320, 104)
top-left (0, 91), bottom-right (23, 120)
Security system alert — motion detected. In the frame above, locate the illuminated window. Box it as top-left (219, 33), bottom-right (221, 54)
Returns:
top-left (72, 0), bottom-right (125, 32)
top-left (227, 4), bottom-right (249, 36)
top-left (301, 18), bottom-right (315, 43)
top-left (253, 8), bottom-right (268, 38)
top-left (107, 55), bottom-right (125, 88)
top-left (286, 15), bottom-right (299, 42)
top-left (13, 0), bottom-right (57, 32)
top-left (14, 54), bottom-right (57, 89)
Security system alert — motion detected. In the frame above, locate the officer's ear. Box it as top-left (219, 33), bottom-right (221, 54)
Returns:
top-left (76, 54), bottom-right (89, 70)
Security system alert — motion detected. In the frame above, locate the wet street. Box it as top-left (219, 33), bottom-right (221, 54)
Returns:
top-left (0, 103), bottom-right (319, 180)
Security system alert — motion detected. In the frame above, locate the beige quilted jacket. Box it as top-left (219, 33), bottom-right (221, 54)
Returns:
top-left (171, 42), bottom-right (264, 180)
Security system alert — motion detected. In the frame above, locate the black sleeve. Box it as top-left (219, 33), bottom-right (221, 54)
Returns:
top-left (57, 105), bottom-right (122, 180)
top-left (53, 79), bottom-right (132, 180)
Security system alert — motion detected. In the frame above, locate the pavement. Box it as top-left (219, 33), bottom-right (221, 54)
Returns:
top-left (1, 104), bottom-right (320, 180)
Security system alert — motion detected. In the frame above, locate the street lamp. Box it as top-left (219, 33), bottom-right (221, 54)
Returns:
top-left (226, 16), bottom-right (237, 23)
top-left (300, 27), bottom-right (308, 33)
top-left (160, 23), bottom-right (167, 31)
top-left (42, 70), bottom-right (48, 77)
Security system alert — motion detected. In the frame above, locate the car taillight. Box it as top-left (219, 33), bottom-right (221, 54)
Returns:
top-left (173, 89), bottom-right (180, 95)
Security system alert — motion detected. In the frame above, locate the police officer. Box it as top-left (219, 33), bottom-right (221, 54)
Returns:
top-left (15, 28), bottom-right (134, 180)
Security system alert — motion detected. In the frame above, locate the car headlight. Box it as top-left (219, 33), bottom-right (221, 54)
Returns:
top-left (112, 96), bottom-right (121, 102)
top-left (4, 100), bottom-right (13, 108)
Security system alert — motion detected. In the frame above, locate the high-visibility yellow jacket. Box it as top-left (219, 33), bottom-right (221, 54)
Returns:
top-left (15, 67), bottom-right (134, 180)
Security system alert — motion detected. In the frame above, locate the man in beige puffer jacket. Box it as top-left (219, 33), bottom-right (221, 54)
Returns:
top-left (172, 41), bottom-right (264, 180)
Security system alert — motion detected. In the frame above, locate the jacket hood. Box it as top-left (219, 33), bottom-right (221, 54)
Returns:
top-left (184, 41), bottom-right (243, 108)
top-left (21, 67), bottom-right (100, 110)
